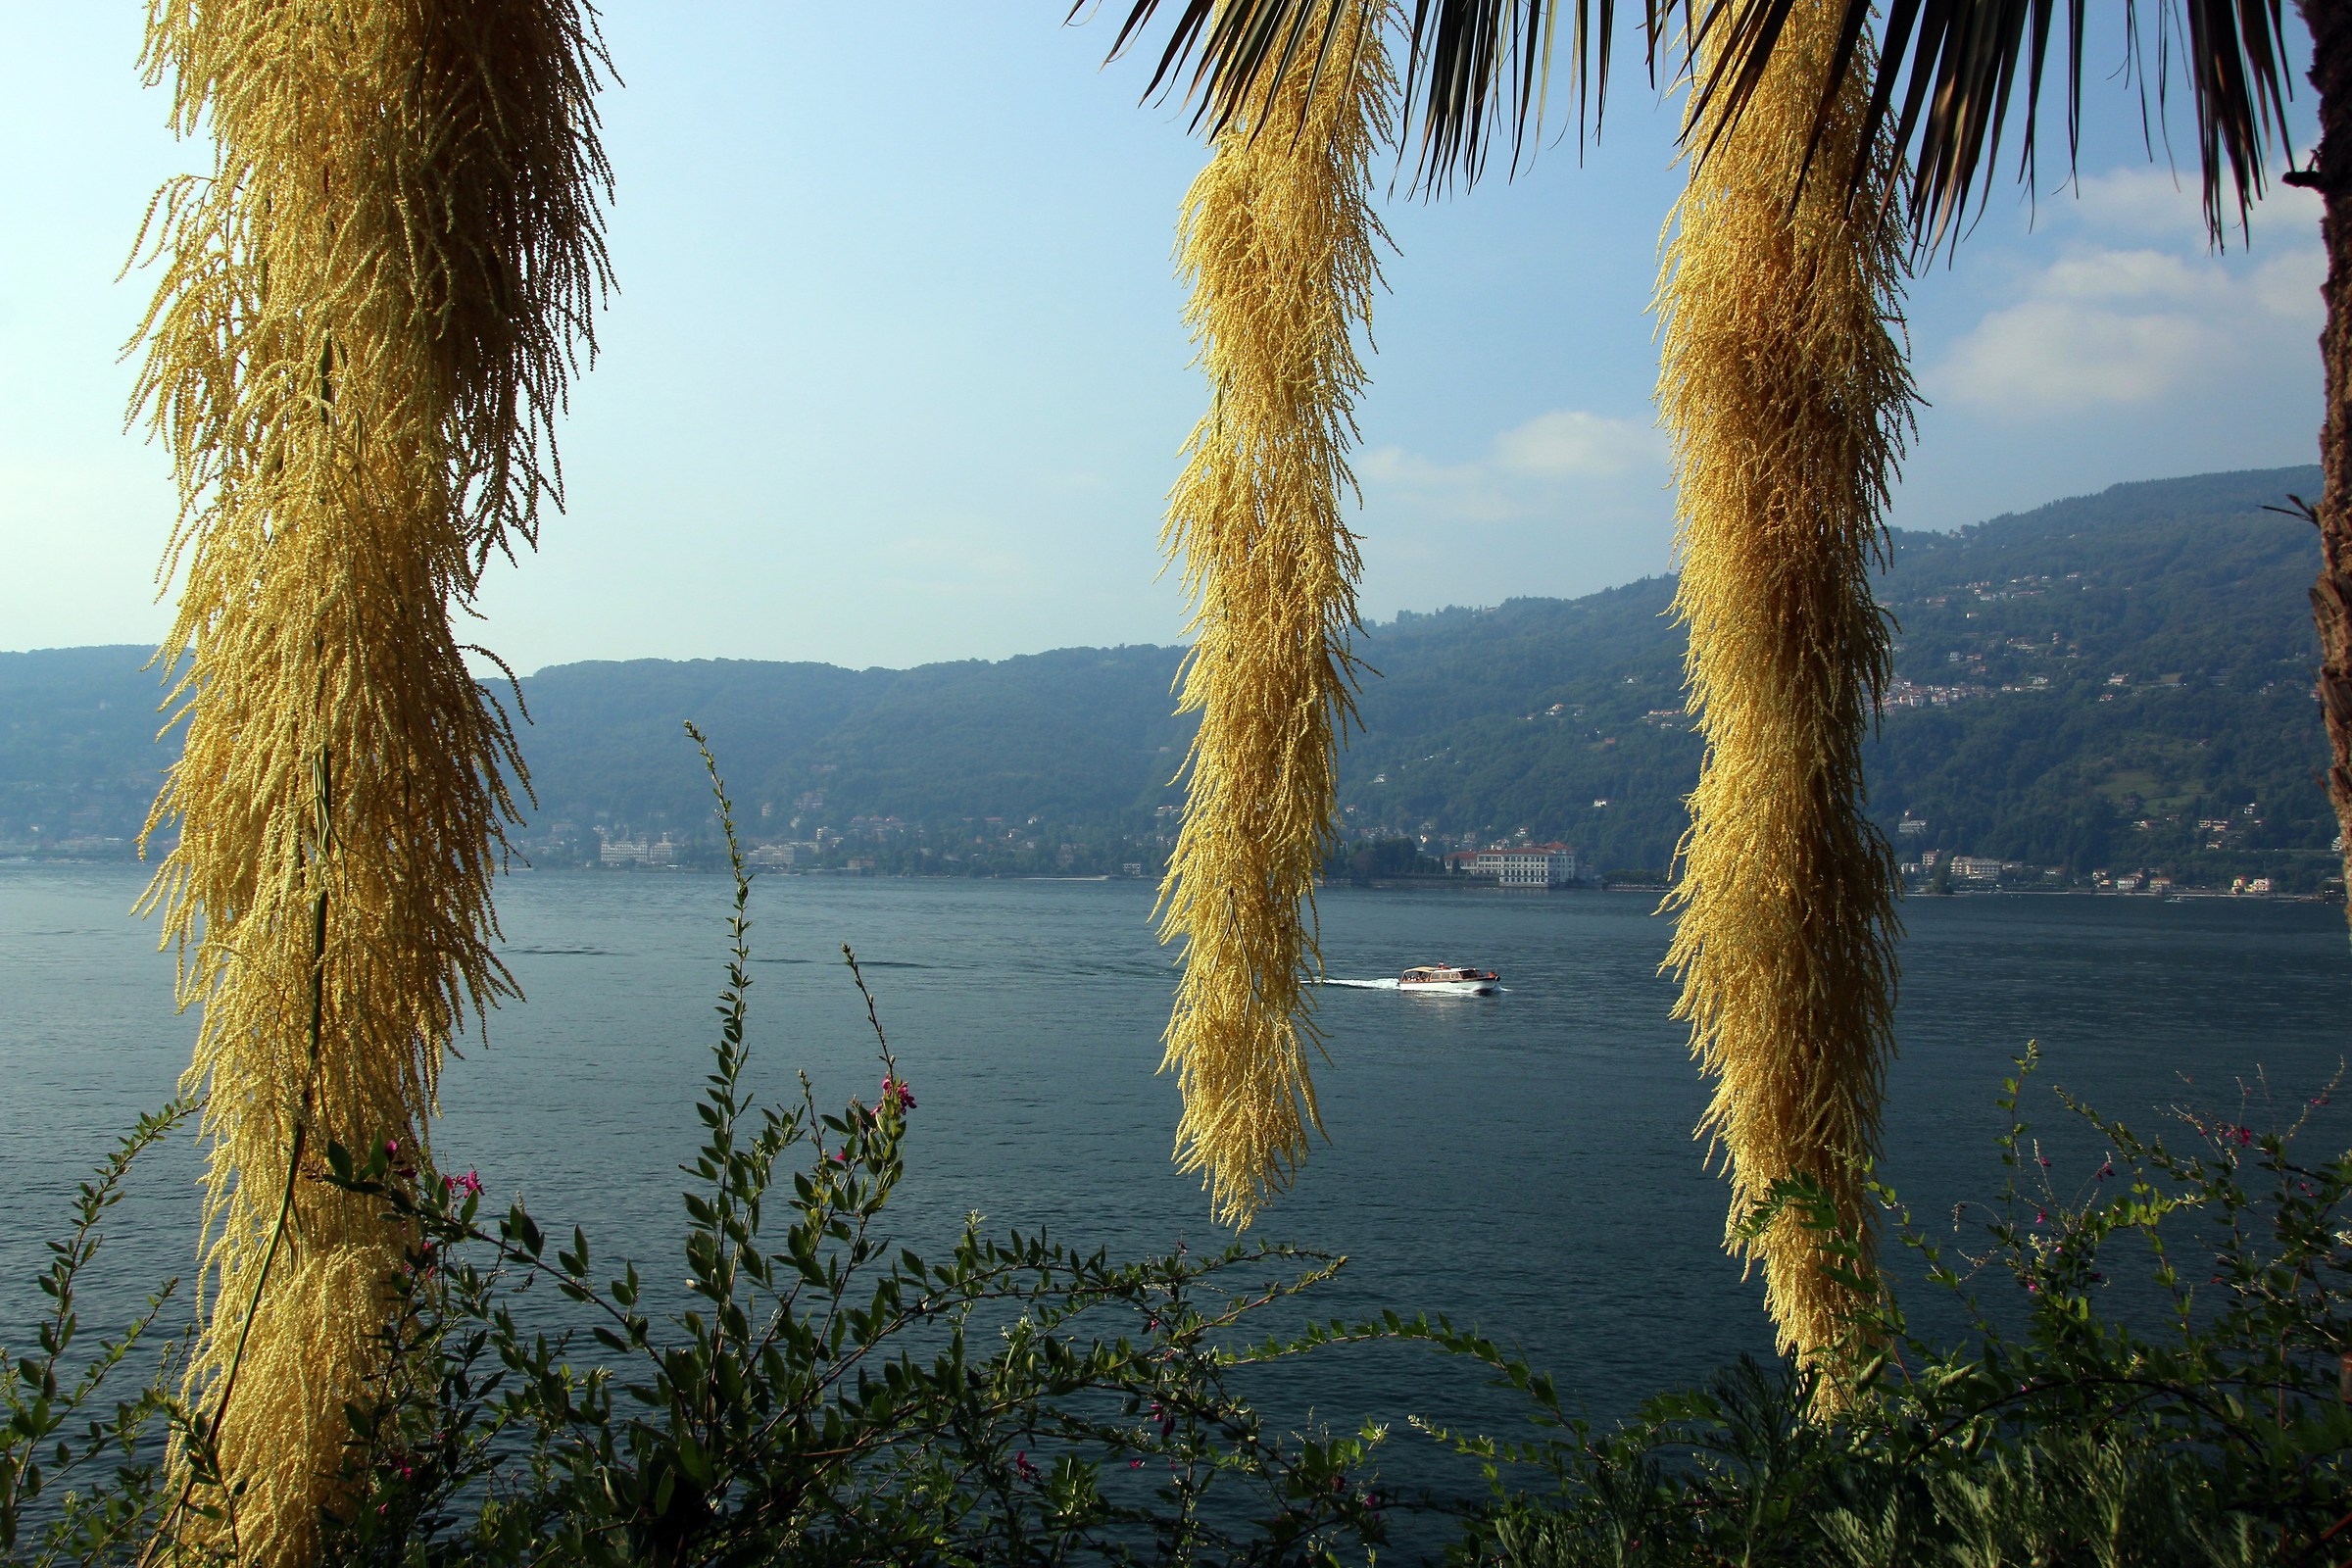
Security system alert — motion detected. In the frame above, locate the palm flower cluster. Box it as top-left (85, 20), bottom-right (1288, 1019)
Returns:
top-left (1157, 5), bottom-right (1393, 1228)
top-left (130, 2), bottom-right (609, 1558)
top-left (1654, 0), bottom-right (1915, 1365)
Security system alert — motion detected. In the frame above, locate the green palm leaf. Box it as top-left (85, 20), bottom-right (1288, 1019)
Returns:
top-left (1081, 0), bottom-right (1625, 190)
top-left (1081, 0), bottom-right (2299, 243)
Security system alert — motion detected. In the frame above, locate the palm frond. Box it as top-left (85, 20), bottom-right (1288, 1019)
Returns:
top-left (1691, 0), bottom-right (2298, 247)
top-left (1081, 0), bottom-right (1659, 190)
top-left (1082, 0), bottom-right (2300, 242)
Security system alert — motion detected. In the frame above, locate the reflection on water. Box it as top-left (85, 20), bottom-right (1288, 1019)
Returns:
top-left (4, 865), bottom-right (2347, 1461)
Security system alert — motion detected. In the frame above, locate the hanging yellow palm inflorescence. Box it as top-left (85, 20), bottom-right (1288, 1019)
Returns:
top-left (1655, 1), bottom-right (1914, 1367)
top-left (1159, 3), bottom-right (1393, 1229)
top-left (131, 3), bottom-right (609, 1558)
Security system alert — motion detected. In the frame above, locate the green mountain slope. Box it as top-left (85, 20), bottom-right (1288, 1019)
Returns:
top-left (1331, 466), bottom-right (2329, 880)
top-left (2, 466), bottom-right (2331, 888)
top-left (1868, 468), bottom-right (2327, 880)
top-left (0, 647), bottom-right (181, 856)
top-left (516, 646), bottom-right (1196, 841)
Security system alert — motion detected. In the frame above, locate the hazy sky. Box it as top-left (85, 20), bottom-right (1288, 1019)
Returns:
top-left (0, 4), bottom-right (2327, 674)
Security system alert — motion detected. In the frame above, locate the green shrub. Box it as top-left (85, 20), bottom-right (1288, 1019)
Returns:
top-left (0, 1102), bottom-right (193, 1566)
top-left (1446, 1048), bottom-right (2352, 1566)
top-left (312, 731), bottom-right (1397, 1565)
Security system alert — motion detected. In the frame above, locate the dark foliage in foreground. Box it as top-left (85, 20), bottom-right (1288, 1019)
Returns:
top-left (1450, 1047), bottom-right (2352, 1566)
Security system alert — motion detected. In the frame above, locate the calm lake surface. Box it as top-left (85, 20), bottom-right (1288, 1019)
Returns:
top-left (5, 865), bottom-right (2349, 1489)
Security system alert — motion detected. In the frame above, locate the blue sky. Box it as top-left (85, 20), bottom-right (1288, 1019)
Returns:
top-left (0, 4), bottom-right (2326, 673)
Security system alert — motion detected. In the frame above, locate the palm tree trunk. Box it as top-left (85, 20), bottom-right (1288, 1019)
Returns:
top-left (2296, 0), bottom-right (2352, 925)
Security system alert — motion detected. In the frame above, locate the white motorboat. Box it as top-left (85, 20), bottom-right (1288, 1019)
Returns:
top-left (1397, 963), bottom-right (1501, 995)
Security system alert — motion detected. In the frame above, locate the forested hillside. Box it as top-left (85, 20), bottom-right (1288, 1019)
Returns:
top-left (2, 466), bottom-right (2331, 887)
top-left (1336, 467), bottom-right (2331, 881)
top-left (0, 647), bottom-right (182, 858)
top-left (1867, 471), bottom-right (2328, 878)
top-left (515, 646), bottom-right (1197, 856)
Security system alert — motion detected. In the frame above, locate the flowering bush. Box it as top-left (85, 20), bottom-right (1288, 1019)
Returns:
top-left (307, 729), bottom-right (1400, 1565)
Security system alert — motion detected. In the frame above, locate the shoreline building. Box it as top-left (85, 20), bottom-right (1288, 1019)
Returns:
top-left (598, 829), bottom-right (676, 867)
top-left (1450, 842), bottom-right (1581, 887)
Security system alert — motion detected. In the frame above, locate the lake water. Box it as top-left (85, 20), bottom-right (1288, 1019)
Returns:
top-left (4, 865), bottom-right (2348, 1516)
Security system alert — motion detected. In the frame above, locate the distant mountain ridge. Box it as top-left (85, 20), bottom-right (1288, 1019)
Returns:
top-left (1, 466), bottom-right (2332, 886)
top-left (1334, 465), bottom-right (2331, 879)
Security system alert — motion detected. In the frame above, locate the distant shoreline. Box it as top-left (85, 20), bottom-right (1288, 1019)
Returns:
top-left (2, 857), bottom-right (2336, 906)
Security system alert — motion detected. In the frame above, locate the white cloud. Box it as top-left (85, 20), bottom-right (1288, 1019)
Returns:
top-left (1928, 152), bottom-right (2327, 418)
top-left (1351, 408), bottom-right (1677, 617)
top-left (2063, 163), bottom-right (2321, 244)
top-left (2034, 246), bottom-right (2226, 303)
top-left (2065, 166), bottom-right (2209, 237)
top-left (2251, 247), bottom-right (2326, 318)
top-left (878, 524), bottom-right (1031, 589)
top-left (1941, 298), bottom-right (2217, 407)
top-left (1493, 410), bottom-right (1661, 478)
top-left (1934, 239), bottom-right (2321, 415)
top-left (1359, 409), bottom-right (1666, 521)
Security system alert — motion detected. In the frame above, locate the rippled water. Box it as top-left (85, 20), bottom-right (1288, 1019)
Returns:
top-left (5, 865), bottom-right (2348, 1504)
